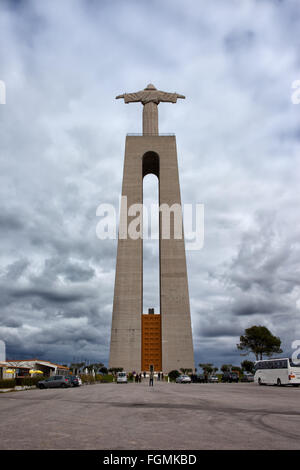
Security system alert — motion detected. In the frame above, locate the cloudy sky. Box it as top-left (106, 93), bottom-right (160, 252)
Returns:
top-left (1, 0), bottom-right (300, 369)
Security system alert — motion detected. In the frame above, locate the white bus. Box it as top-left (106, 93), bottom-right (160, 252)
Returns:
top-left (254, 358), bottom-right (300, 386)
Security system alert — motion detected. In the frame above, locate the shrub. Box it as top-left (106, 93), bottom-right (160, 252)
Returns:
top-left (15, 376), bottom-right (46, 387)
top-left (94, 374), bottom-right (113, 383)
top-left (168, 370), bottom-right (180, 381)
top-left (80, 374), bottom-right (95, 384)
top-left (0, 378), bottom-right (16, 389)
top-left (24, 376), bottom-right (46, 386)
top-left (79, 373), bottom-right (114, 384)
top-left (99, 374), bottom-right (113, 383)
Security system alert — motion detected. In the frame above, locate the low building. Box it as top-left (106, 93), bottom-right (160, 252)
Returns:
top-left (4, 359), bottom-right (69, 377)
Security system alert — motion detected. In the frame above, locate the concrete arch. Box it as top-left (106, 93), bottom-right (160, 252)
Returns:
top-left (142, 151), bottom-right (159, 178)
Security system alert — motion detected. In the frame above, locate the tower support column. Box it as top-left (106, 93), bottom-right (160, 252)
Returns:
top-left (109, 136), bottom-right (194, 374)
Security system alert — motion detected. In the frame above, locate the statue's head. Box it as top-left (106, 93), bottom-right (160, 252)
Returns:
top-left (144, 83), bottom-right (156, 90)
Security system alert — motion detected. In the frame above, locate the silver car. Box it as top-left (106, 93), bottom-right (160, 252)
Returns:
top-left (208, 375), bottom-right (219, 383)
top-left (37, 375), bottom-right (71, 389)
top-left (241, 373), bottom-right (254, 382)
top-left (116, 372), bottom-right (127, 383)
top-left (176, 375), bottom-right (192, 383)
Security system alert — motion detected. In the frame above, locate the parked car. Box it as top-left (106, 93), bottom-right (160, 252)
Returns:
top-left (195, 374), bottom-right (206, 383)
top-left (69, 375), bottom-right (82, 387)
top-left (208, 375), bottom-right (219, 383)
top-left (221, 372), bottom-right (239, 383)
top-left (116, 372), bottom-right (127, 383)
top-left (241, 373), bottom-right (254, 382)
top-left (175, 375), bottom-right (192, 383)
top-left (37, 375), bottom-right (71, 389)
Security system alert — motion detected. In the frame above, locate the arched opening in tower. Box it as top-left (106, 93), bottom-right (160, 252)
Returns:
top-left (142, 151), bottom-right (160, 314)
top-left (142, 151), bottom-right (162, 372)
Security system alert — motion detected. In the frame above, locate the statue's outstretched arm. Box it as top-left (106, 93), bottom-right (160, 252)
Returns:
top-left (158, 91), bottom-right (186, 103)
top-left (115, 92), bottom-right (143, 103)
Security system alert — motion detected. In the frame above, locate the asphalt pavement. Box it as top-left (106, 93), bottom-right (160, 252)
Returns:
top-left (1, 381), bottom-right (300, 450)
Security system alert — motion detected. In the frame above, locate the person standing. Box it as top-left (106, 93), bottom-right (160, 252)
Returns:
top-left (149, 371), bottom-right (154, 386)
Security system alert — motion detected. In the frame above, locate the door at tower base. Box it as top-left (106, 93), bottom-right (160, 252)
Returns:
top-left (141, 313), bottom-right (162, 372)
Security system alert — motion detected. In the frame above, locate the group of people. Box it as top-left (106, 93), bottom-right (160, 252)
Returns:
top-left (131, 371), bottom-right (165, 386)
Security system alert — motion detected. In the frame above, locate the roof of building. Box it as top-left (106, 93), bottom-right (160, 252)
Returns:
top-left (5, 359), bottom-right (69, 369)
top-left (0, 363), bottom-right (29, 369)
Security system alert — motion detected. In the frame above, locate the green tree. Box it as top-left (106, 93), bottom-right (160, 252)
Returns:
top-left (231, 366), bottom-right (242, 373)
top-left (87, 363), bottom-right (104, 374)
top-left (108, 367), bottom-right (123, 376)
top-left (237, 325), bottom-right (282, 360)
top-left (241, 360), bottom-right (255, 373)
top-left (221, 364), bottom-right (231, 372)
top-left (180, 368), bottom-right (192, 375)
top-left (199, 363), bottom-right (214, 374)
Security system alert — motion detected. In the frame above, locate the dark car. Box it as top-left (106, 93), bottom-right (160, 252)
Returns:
top-left (221, 372), bottom-right (239, 383)
top-left (69, 375), bottom-right (82, 387)
top-left (37, 375), bottom-right (71, 389)
top-left (241, 373), bottom-right (254, 382)
top-left (195, 374), bottom-right (206, 383)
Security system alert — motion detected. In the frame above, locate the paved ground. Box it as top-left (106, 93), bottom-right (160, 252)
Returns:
top-left (1, 381), bottom-right (300, 450)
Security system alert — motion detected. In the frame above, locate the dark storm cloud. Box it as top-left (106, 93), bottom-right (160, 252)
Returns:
top-left (0, 318), bottom-right (22, 328)
top-left (3, 259), bottom-right (29, 280)
top-left (200, 323), bottom-right (242, 338)
top-left (42, 256), bottom-right (95, 283)
top-left (11, 287), bottom-right (86, 303)
top-left (0, 0), bottom-right (300, 367)
top-left (0, 213), bottom-right (23, 232)
top-left (232, 298), bottom-right (281, 317)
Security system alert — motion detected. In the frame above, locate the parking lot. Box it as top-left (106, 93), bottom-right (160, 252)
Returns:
top-left (1, 381), bottom-right (300, 449)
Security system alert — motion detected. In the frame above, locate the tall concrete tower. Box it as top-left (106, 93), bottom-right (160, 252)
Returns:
top-left (109, 84), bottom-right (194, 374)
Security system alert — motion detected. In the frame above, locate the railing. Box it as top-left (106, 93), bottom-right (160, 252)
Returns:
top-left (126, 133), bottom-right (175, 136)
